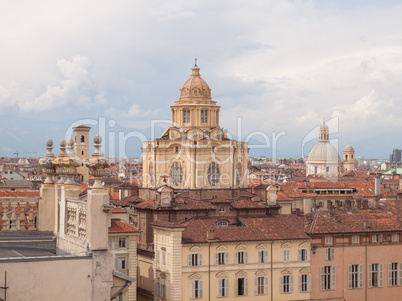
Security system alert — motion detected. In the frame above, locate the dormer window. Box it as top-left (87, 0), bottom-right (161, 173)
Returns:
top-left (194, 89), bottom-right (198, 95)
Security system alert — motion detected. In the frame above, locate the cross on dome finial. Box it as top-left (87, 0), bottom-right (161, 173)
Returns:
top-left (195, 57), bottom-right (197, 66)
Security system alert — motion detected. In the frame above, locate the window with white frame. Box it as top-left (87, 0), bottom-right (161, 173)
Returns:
top-left (191, 279), bottom-right (203, 299)
top-left (320, 266), bottom-right (336, 290)
top-left (236, 277), bottom-right (248, 296)
top-left (258, 250), bottom-right (268, 263)
top-left (235, 251), bottom-right (248, 264)
top-left (218, 278), bottom-right (229, 297)
top-left (215, 252), bottom-right (229, 265)
top-left (161, 278), bottom-right (166, 298)
top-left (170, 162), bottom-right (184, 186)
top-left (368, 263), bottom-right (383, 288)
top-left (118, 237), bottom-right (126, 248)
top-left (348, 264), bottom-right (363, 289)
top-left (325, 248), bottom-right (334, 261)
top-left (325, 236), bottom-right (333, 245)
top-left (201, 109), bottom-right (208, 123)
top-left (283, 249), bottom-right (290, 262)
top-left (392, 233), bottom-right (399, 242)
top-left (298, 249), bottom-right (308, 261)
top-left (372, 234), bottom-right (383, 243)
top-left (188, 253), bottom-right (202, 266)
top-left (255, 276), bottom-right (268, 295)
top-left (280, 275), bottom-right (293, 293)
top-left (388, 262), bottom-right (402, 286)
top-left (183, 109), bottom-right (190, 123)
top-left (299, 274), bottom-right (311, 292)
top-left (352, 235), bottom-right (360, 244)
top-left (117, 257), bottom-right (126, 272)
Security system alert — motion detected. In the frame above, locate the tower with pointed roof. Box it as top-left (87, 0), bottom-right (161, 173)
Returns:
top-left (142, 64), bottom-right (249, 189)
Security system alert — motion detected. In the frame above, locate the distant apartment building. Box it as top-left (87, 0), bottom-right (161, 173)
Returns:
top-left (390, 149), bottom-right (401, 163)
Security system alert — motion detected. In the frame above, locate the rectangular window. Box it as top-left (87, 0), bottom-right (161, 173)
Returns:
top-left (117, 256), bottom-right (127, 274)
top-left (348, 264), bottom-right (363, 289)
top-left (236, 278), bottom-right (248, 296)
top-left (215, 252), bottom-right (229, 265)
top-left (388, 262), bottom-right (401, 286)
top-left (188, 253), bottom-right (202, 266)
top-left (325, 248), bottom-right (334, 261)
top-left (191, 280), bottom-right (203, 299)
top-left (183, 109), bottom-right (190, 123)
top-left (368, 263), bottom-right (383, 288)
top-left (254, 276), bottom-right (268, 295)
top-left (298, 249), bottom-right (308, 261)
top-left (161, 278), bottom-right (166, 298)
top-left (299, 274), bottom-right (311, 292)
top-left (162, 250), bottom-right (166, 266)
top-left (283, 249), bottom-right (290, 262)
top-left (218, 279), bottom-right (229, 297)
top-left (258, 250), bottom-right (268, 263)
top-left (201, 109), bottom-right (208, 123)
top-left (325, 236), bottom-right (333, 245)
top-left (118, 237), bottom-right (126, 248)
top-left (155, 278), bottom-right (160, 296)
top-left (280, 275), bottom-right (293, 293)
top-left (235, 251), bottom-right (248, 264)
top-left (321, 266), bottom-right (336, 291)
top-left (392, 233), bottom-right (399, 242)
top-left (352, 235), bottom-right (360, 244)
top-left (372, 234), bottom-right (383, 243)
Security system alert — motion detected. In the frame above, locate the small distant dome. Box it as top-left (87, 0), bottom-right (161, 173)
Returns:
top-left (308, 142), bottom-right (340, 162)
top-left (179, 65), bottom-right (212, 101)
top-left (66, 138), bottom-right (74, 146)
top-left (320, 123), bottom-right (329, 130)
top-left (344, 144), bottom-right (354, 151)
top-left (60, 139), bottom-right (67, 147)
top-left (94, 135), bottom-right (102, 144)
top-left (46, 138), bottom-right (53, 147)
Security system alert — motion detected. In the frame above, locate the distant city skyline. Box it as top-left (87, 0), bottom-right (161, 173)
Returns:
top-left (1, 1), bottom-right (402, 159)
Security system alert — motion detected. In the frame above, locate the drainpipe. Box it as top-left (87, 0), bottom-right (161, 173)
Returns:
top-left (209, 243), bottom-right (211, 301)
top-left (365, 233), bottom-right (368, 301)
top-left (271, 241), bottom-right (273, 301)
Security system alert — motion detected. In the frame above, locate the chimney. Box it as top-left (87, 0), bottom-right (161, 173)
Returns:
top-left (362, 199), bottom-right (369, 209)
top-left (207, 230), bottom-right (217, 241)
top-left (375, 177), bottom-right (381, 197)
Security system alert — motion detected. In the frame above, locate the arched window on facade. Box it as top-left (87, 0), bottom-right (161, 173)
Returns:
top-left (80, 135), bottom-right (85, 143)
top-left (208, 162), bottom-right (220, 186)
top-left (217, 220), bottom-right (229, 227)
top-left (170, 162), bottom-right (183, 186)
top-left (149, 162), bottom-right (154, 185)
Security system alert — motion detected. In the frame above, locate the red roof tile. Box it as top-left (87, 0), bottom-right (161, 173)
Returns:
top-left (0, 190), bottom-right (40, 198)
top-left (109, 219), bottom-right (140, 233)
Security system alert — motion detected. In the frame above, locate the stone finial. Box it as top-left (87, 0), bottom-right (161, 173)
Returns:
top-left (66, 138), bottom-right (74, 156)
top-left (85, 135), bottom-right (110, 189)
top-left (53, 138), bottom-right (80, 185)
top-left (39, 138), bottom-right (56, 184)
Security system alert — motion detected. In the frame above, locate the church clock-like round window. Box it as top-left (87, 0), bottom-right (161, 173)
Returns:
top-left (207, 162), bottom-right (220, 186)
top-left (170, 162), bottom-right (183, 186)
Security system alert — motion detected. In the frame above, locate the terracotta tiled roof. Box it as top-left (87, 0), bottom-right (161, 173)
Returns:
top-left (109, 219), bottom-right (139, 233)
top-left (151, 220), bottom-right (186, 228)
top-left (230, 197), bottom-right (267, 209)
top-left (110, 208), bottom-right (127, 213)
top-left (0, 190), bottom-right (40, 198)
top-left (305, 201), bottom-right (402, 234)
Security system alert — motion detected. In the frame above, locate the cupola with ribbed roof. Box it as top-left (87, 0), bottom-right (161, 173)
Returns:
top-left (179, 64), bottom-right (212, 101)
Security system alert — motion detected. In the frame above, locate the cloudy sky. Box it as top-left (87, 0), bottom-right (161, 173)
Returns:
top-left (1, 0), bottom-right (402, 159)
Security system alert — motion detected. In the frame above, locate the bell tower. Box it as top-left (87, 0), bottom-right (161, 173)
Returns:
top-left (343, 145), bottom-right (355, 172)
top-left (73, 125), bottom-right (91, 183)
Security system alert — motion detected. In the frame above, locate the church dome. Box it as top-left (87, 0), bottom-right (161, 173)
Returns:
top-left (179, 65), bottom-right (212, 101)
top-left (307, 142), bottom-right (340, 162)
top-left (344, 144), bottom-right (354, 151)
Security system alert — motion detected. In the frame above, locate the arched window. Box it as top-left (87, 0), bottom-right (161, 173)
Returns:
top-left (149, 162), bottom-right (154, 185)
top-left (80, 135), bottom-right (85, 143)
top-left (208, 162), bottom-right (220, 186)
top-left (170, 162), bottom-right (183, 186)
top-left (236, 162), bottom-right (241, 186)
top-left (217, 220), bottom-right (229, 227)
top-left (194, 89), bottom-right (198, 95)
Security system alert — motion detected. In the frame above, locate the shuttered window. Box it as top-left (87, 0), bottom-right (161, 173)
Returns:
top-left (348, 264), bottom-right (363, 289)
top-left (218, 279), bottom-right (229, 297)
top-left (254, 276), bottom-right (268, 295)
top-left (236, 278), bottom-right (248, 296)
top-left (235, 251), bottom-right (248, 264)
top-left (299, 274), bottom-right (311, 292)
top-left (215, 252), bottom-right (229, 265)
top-left (388, 262), bottom-right (402, 287)
top-left (258, 250), bottom-right (268, 263)
top-left (368, 263), bottom-right (383, 288)
top-left (320, 266), bottom-right (336, 290)
top-left (188, 253), bottom-right (202, 266)
top-left (325, 248), bottom-right (334, 261)
top-left (283, 249), bottom-right (290, 262)
top-left (280, 275), bottom-right (293, 293)
top-left (190, 280), bottom-right (203, 299)
top-left (298, 249), bottom-right (308, 261)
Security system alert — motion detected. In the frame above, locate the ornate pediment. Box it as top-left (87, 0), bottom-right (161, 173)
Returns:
top-left (216, 272), bottom-right (228, 278)
top-left (256, 243), bottom-right (267, 249)
top-left (299, 267), bottom-right (311, 274)
top-left (255, 270), bottom-right (267, 277)
top-left (299, 241), bottom-right (309, 248)
top-left (216, 245), bottom-right (227, 251)
top-left (236, 244), bottom-right (247, 250)
top-left (189, 246), bottom-right (201, 252)
top-left (281, 268), bottom-right (292, 275)
top-left (281, 242), bottom-right (292, 248)
top-left (189, 273), bottom-right (202, 280)
top-left (235, 270), bottom-right (248, 278)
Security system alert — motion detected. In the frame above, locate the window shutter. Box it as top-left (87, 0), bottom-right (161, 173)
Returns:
top-left (235, 252), bottom-right (238, 265)
top-left (199, 280), bottom-right (203, 298)
top-left (280, 276), bottom-right (284, 293)
top-left (264, 251), bottom-right (268, 263)
top-left (198, 254), bottom-right (203, 266)
top-left (368, 264), bottom-right (373, 288)
top-left (331, 266), bottom-right (336, 290)
top-left (264, 276), bottom-right (268, 294)
top-left (191, 280), bottom-right (195, 299)
top-left (215, 253), bottom-right (219, 265)
top-left (283, 250), bottom-right (286, 262)
top-left (244, 278), bottom-right (249, 295)
top-left (298, 250), bottom-right (302, 261)
top-left (307, 274), bottom-right (311, 292)
top-left (244, 252), bottom-right (248, 264)
top-left (157, 250), bottom-right (160, 263)
top-left (348, 265), bottom-right (352, 289)
top-left (225, 279), bottom-right (229, 297)
top-left (298, 275), bottom-right (302, 292)
top-left (398, 263), bottom-right (402, 286)
top-left (388, 263), bottom-right (392, 287)
top-left (236, 278), bottom-right (239, 296)
top-left (320, 267), bottom-right (324, 291)
top-left (379, 263), bottom-right (384, 287)
top-left (331, 248), bottom-right (334, 260)
top-left (188, 254), bottom-right (192, 266)
top-left (289, 275), bottom-right (293, 293)
top-left (218, 279), bottom-right (222, 297)
top-left (359, 264), bottom-right (363, 288)
top-left (306, 249), bottom-right (308, 261)
top-left (225, 252), bottom-right (229, 265)
top-left (254, 277), bottom-right (258, 295)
